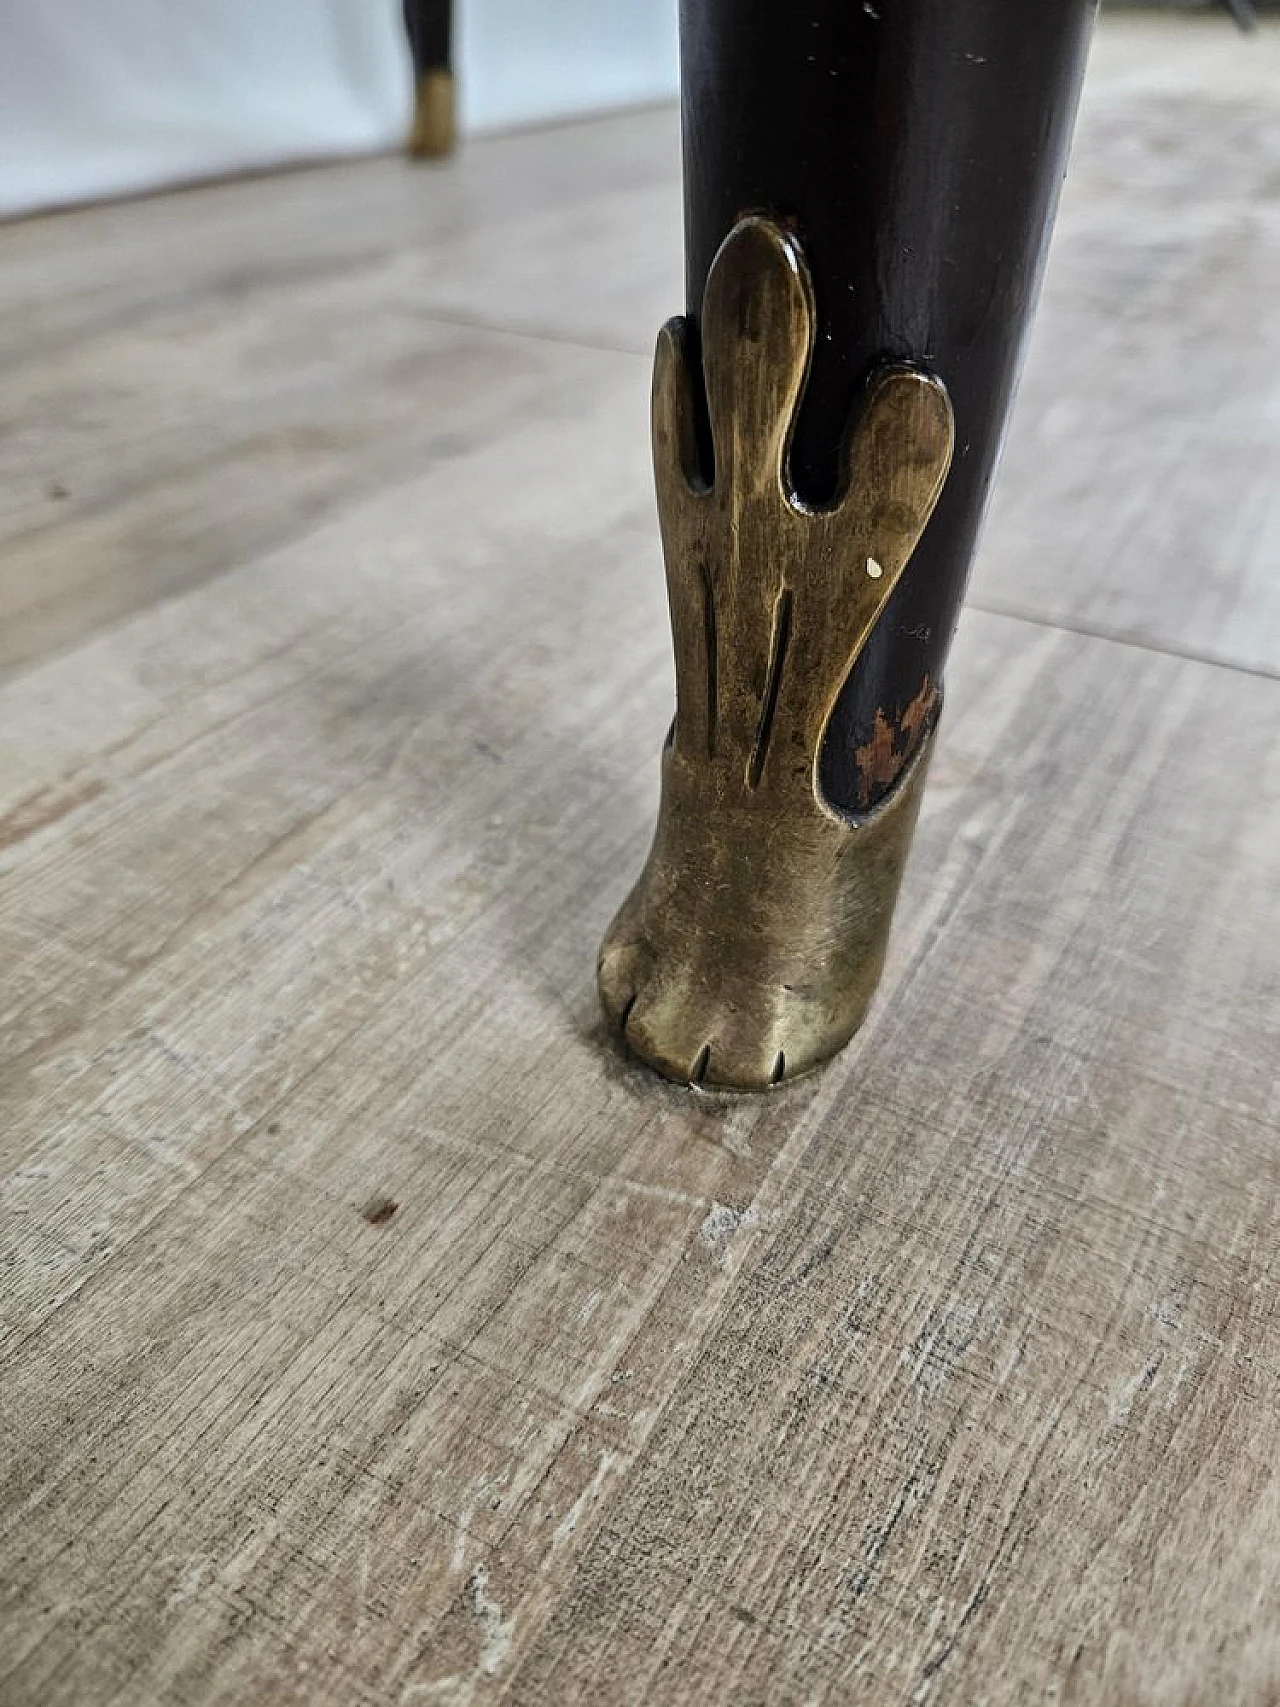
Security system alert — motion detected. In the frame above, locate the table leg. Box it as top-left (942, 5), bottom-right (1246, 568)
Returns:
top-left (404, 0), bottom-right (455, 158)
top-left (600, 0), bottom-right (1098, 1090)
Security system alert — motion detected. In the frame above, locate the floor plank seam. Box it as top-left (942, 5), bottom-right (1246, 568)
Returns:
top-left (967, 597), bottom-right (1280, 684)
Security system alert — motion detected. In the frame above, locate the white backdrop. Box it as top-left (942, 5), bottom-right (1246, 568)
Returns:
top-left (0, 0), bottom-right (679, 218)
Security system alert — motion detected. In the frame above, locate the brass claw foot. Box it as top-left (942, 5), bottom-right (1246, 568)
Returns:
top-left (598, 217), bottom-right (954, 1091)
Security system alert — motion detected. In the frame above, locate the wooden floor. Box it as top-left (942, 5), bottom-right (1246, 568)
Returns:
top-left (2, 17), bottom-right (1278, 1705)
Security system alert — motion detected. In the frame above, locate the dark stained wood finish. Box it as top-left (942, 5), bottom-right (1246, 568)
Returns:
top-left (679, 0), bottom-right (1098, 808)
top-left (402, 0), bottom-right (451, 80)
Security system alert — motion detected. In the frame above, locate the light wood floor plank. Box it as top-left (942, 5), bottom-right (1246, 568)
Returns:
top-left (1, 589), bottom-right (1276, 1703)
top-left (978, 59), bottom-right (1280, 675)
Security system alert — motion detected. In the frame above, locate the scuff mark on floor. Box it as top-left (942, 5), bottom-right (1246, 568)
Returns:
top-left (699, 1200), bottom-right (767, 1271)
top-left (467, 1563), bottom-right (514, 1676)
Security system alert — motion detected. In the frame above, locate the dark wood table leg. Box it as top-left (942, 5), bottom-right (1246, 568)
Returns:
top-left (404, 0), bottom-right (455, 158)
top-left (599, 0), bottom-right (1099, 1091)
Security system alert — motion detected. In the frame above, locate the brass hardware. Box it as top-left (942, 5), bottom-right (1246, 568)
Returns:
top-left (408, 69), bottom-right (456, 159)
top-left (598, 217), bottom-right (954, 1091)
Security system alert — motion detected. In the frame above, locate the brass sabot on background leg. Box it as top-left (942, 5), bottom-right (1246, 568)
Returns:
top-left (408, 69), bottom-right (456, 159)
top-left (598, 216), bottom-right (955, 1091)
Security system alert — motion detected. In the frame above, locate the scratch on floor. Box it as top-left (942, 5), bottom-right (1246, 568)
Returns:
top-left (552, 1449), bottom-right (618, 1548)
top-left (614, 1175), bottom-right (709, 1210)
top-left (399, 1679), bottom-right (472, 1705)
top-left (163, 1555), bottom-right (216, 1611)
top-left (356, 1536), bottom-right (371, 1632)
top-left (900, 1301), bottom-right (980, 1397)
top-left (1109, 1357), bottom-right (1161, 1427)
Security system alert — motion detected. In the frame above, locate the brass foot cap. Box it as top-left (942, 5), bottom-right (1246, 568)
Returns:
top-left (598, 727), bottom-right (936, 1092)
top-left (597, 216), bottom-right (953, 1093)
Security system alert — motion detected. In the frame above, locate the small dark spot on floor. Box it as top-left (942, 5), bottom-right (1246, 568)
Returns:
top-left (46, 480), bottom-right (69, 500)
top-left (266, 1121), bottom-right (280, 1136)
top-left (730, 1604), bottom-right (757, 1625)
top-left (361, 1195), bottom-right (400, 1227)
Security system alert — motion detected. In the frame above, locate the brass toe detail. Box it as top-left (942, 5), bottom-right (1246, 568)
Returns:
top-left (598, 725), bottom-right (938, 1090)
top-left (599, 216), bottom-right (955, 1091)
